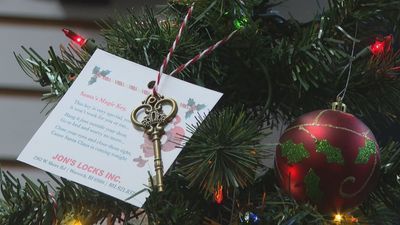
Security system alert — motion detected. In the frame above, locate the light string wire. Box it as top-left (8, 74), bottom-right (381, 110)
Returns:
top-left (336, 23), bottom-right (359, 101)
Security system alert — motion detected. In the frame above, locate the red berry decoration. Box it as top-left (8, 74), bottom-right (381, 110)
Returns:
top-left (275, 108), bottom-right (380, 212)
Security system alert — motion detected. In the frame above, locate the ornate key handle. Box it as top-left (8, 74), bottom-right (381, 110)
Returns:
top-left (131, 94), bottom-right (178, 134)
top-left (131, 94), bottom-right (178, 191)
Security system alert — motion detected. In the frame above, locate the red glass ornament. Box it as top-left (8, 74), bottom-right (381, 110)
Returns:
top-left (214, 184), bottom-right (223, 204)
top-left (275, 109), bottom-right (380, 212)
top-left (62, 28), bottom-right (87, 46)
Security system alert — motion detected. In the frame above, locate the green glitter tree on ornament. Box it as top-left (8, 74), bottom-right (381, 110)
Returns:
top-left (304, 169), bottom-right (323, 202)
top-left (355, 139), bottom-right (376, 164)
top-left (316, 139), bottom-right (344, 164)
top-left (280, 140), bottom-right (310, 164)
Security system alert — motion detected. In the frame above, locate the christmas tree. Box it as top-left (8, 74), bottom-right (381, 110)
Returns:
top-left (2, 0), bottom-right (400, 224)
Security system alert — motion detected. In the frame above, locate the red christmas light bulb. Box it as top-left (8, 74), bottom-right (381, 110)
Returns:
top-left (370, 40), bottom-right (385, 55)
top-left (370, 35), bottom-right (393, 55)
top-left (350, 216), bottom-right (358, 223)
top-left (214, 184), bottom-right (223, 204)
top-left (62, 28), bottom-right (87, 46)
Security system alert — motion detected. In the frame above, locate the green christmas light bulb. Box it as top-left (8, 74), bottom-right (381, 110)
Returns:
top-left (233, 17), bottom-right (249, 29)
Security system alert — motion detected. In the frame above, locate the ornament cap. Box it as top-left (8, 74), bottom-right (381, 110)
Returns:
top-left (331, 97), bottom-right (347, 112)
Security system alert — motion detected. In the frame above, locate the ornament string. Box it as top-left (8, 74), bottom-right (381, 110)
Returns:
top-left (336, 23), bottom-right (359, 101)
top-left (168, 30), bottom-right (238, 76)
top-left (153, 4), bottom-right (238, 95)
top-left (155, 3), bottom-right (194, 95)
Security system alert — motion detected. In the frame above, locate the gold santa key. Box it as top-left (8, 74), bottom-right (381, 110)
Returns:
top-left (131, 93), bottom-right (177, 192)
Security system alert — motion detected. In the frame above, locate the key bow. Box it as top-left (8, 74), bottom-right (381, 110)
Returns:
top-left (131, 94), bottom-right (178, 135)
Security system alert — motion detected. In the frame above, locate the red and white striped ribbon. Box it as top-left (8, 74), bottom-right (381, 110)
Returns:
top-left (153, 4), bottom-right (238, 95)
top-left (154, 3), bottom-right (194, 94)
top-left (169, 29), bottom-right (237, 76)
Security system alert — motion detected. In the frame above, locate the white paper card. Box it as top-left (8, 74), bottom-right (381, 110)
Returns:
top-left (18, 49), bottom-right (223, 206)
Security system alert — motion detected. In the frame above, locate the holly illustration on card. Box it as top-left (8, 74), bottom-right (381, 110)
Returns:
top-left (185, 98), bottom-right (206, 119)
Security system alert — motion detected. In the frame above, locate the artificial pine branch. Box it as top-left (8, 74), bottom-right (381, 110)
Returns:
top-left (0, 171), bottom-right (140, 225)
top-left (143, 173), bottom-right (207, 225)
top-left (0, 170), bottom-right (55, 225)
top-left (13, 0), bottom-right (400, 127)
top-left (100, 7), bottom-right (216, 84)
top-left (14, 45), bottom-right (88, 105)
top-left (176, 107), bottom-right (267, 196)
